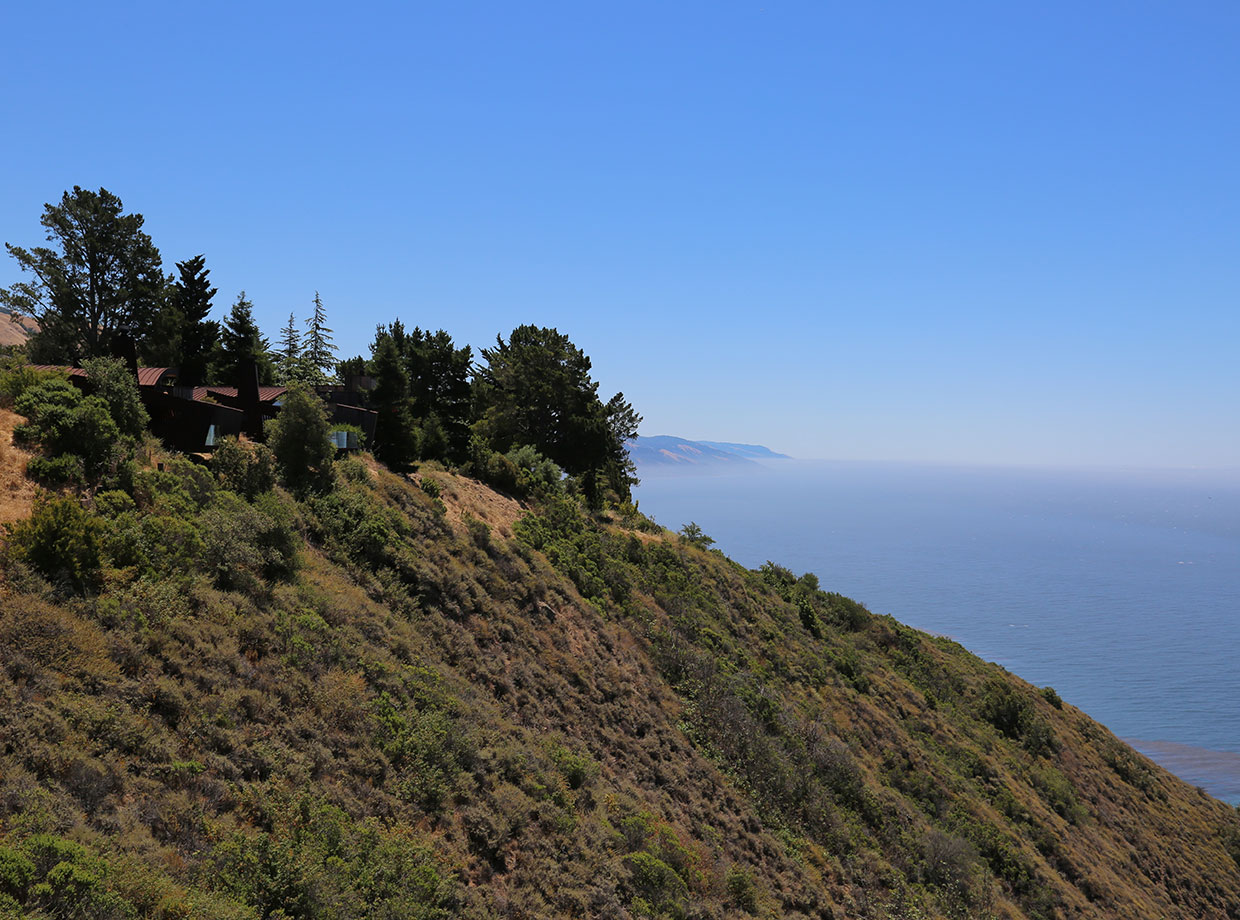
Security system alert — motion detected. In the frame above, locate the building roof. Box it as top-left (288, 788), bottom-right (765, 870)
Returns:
top-left (28, 365), bottom-right (177, 387)
top-left (27, 365), bottom-right (87, 377)
top-left (137, 367), bottom-right (178, 386)
top-left (196, 385), bottom-right (288, 403)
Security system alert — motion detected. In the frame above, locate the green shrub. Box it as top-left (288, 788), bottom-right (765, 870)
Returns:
top-left (81, 356), bottom-right (148, 439)
top-left (547, 741), bottom-right (597, 790)
top-left (0, 848), bottom-right (35, 903)
top-left (24, 454), bottom-right (85, 488)
top-left (14, 379), bottom-right (122, 484)
top-left (624, 852), bottom-right (688, 918)
top-left (211, 436), bottom-right (276, 499)
top-left (1040, 686), bottom-right (1063, 709)
top-left (678, 522), bottom-right (715, 549)
top-left (266, 385), bottom-right (335, 495)
top-left (6, 493), bottom-right (103, 593)
top-left (725, 865), bottom-right (759, 912)
top-left (0, 364), bottom-right (57, 407)
top-left (199, 491), bottom-right (300, 591)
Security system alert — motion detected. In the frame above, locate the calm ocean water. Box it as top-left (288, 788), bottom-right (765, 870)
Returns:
top-left (633, 460), bottom-right (1240, 803)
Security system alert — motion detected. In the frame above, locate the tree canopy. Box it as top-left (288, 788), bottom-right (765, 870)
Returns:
top-left (216, 292), bottom-right (274, 385)
top-left (1, 187), bottom-right (166, 363)
top-left (171, 254), bottom-right (219, 385)
top-left (369, 321), bottom-right (472, 465)
top-left (302, 292), bottom-right (337, 383)
top-left (474, 325), bottom-right (639, 505)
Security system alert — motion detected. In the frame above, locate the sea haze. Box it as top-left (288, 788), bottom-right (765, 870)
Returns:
top-left (633, 459), bottom-right (1240, 803)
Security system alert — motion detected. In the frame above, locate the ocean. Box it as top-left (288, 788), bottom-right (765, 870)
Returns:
top-left (633, 460), bottom-right (1240, 804)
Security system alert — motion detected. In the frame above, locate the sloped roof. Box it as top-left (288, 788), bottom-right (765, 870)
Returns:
top-left (27, 365), bottom-right (87, 377)
top-left (199, 385), bottom-right (288, 402)
top-left (137, 367), bottom-right (178, 386)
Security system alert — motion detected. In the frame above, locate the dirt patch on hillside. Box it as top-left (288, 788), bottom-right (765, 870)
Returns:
top-left (417, 470), bottom-right (526, 540)
top-left (0, 409), bottom-right (36, 524)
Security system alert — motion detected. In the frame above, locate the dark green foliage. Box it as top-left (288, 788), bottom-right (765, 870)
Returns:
top-left (215, 291), bottom-right (273, 385)
top-left (0, 847), bottom-right (35, 902)
top-left (302, 291), bottom-right (337, 383)
top-left (368, 321), bottom-right (472, 464)
top-left (265, 385), bottom-right (335, 495)
top-left (14, 377), bottom-right (122, 484)
top-left (199, 491), bottom-right (301, 592)
top-left (207, 795), bottom-right (455, 919)
top-left (81, 356), bottom-right (148, 439)
top-left (473, 325), bottom-right (639, 506)
top-left (5, 494), bottom-right (103, 593)
top-left (369, 331), bottom-right (419, 466)
top-left (678, 521), bottom-right (715, 549)
top-left (761, 561), bottom-right (870, 632)
top-left (470, 439), bottom-right (564, 498)
top-left (169, 254), bottom-right (219, 384)
top-left (274, 311), bottom-right (303, 383)
top-left (725, 865), bottom-right (760, 912)
top-left (337, 354), bottom-right (367, 379)
top-left (0, 362), bottom-right (50, 407)
top-left (1041, 686), bottom-right (1063, 709)
top-left (1, 186), bottom-right (165, 363)
top-left (980, 679), bottom-right (1057, 754)
top-left (0, 835), bottom-right (142, 919)
top-left (210, 436), bottom-right (277, 499)
top-left (624, 851), bottom-right (689, 918)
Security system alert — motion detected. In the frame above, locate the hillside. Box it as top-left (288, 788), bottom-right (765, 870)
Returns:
top-left (0, 312), bottom-right (37, 349)
top-left (1, 440), bottom-right (1239, 918)
top-left (627, 436), bottom-right (788, 469)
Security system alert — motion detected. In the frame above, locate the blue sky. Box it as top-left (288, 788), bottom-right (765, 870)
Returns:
top-left (2, 1), bottom-right (1237, 468)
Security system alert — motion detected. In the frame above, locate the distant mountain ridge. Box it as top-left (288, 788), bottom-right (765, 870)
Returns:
top-left (627, 434), bottom-right (790, 468)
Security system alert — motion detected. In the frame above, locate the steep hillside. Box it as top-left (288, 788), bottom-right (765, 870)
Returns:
top-left (0, 311), bottom-right (37, 349)
top-left (0, 408), bottom-right (37, 523)
top-left (1, 450), bottom-right (1238, 919)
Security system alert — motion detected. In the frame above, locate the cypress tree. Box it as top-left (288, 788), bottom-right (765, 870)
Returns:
top-left (172, 255), bottom-right (219, 385)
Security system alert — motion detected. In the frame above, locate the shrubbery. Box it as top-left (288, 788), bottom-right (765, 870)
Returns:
top-left (5, 493), bottom-right (103, 593)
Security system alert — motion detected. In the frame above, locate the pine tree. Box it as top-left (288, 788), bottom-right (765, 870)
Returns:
top-left (303, 292), bottom-right (337, 383)
top-left (275, 312), bottom-right (303, 384)
top-left (216, 292), bottom-right (273, 385)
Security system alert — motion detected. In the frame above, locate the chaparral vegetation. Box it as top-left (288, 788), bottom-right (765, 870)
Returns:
top-left (0, 189), bottom-right (1238, 920)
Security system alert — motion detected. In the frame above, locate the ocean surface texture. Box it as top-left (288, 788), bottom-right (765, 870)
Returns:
top-left (634, 460), bottom-right (1240, 803)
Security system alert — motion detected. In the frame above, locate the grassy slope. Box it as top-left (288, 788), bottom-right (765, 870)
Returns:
top-left (0, 455), bottom-right (1238, 919)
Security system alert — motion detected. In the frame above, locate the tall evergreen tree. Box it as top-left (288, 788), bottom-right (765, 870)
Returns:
top-left (368, 331), bottom-right (418, 466)
top-left (216, 292), bottom-right (273, 385)
top-left (1, 187), bottom-right (165, 363)
top-left (404, 327), bottom-right (473, 463)
top-left (171, 255), bottom-right (218, 385)
top-left (275, 312), bottom-right (304, 384)
top-left (303, 292), bottom-right (337, 383)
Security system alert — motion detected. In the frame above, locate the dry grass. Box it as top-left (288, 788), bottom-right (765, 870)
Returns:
top-left (0, 408), bottom-right (36, 524)
top-left (0, 313), bottom-right (37, 347)
top-left (420, 469), bottom-right (526, 540)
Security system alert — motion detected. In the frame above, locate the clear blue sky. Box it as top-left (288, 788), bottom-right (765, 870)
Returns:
top-left (2, 1), bottom-right (1237, 468)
